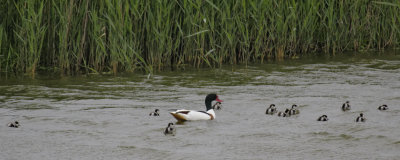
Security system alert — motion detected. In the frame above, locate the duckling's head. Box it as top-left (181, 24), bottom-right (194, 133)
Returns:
top-left (270, 104), bottom-right (276, 108)
top-left (213, 102), bottom-right (222, 109)
top-left (167, 122), bottom-right (174, 127)
top-left (291, 104), bottom-right (298, 109)
top-left (155, 109), bottom-right (159, 112)
top-left (360, 113), bottom-right (364, 117)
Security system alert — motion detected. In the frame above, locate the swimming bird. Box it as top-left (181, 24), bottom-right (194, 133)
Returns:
top-left (149, 109), bottom-right (160, 116)
top-left (265, 104), bottom-right (277, 115)
top-left (356, 113), bottom-right (366, 122)
top-left (317, 115), bottom-right (328, 121)
top-left (289, 104), bottom-right (300, 115)
top-left (212, 102), bottom-right (222, 110)
top-left (164, 122), bottom-right (176, 136)
top-left (378, 104), bottom-right (388, 111)
top-left (277, 109), bottom-right (290, 117)
top-left (342, 101), bottom-right (351, 111)
top-left (7, 121), bottom-right (20, 128)
top-left (170, 94), bottom-right (223, 122)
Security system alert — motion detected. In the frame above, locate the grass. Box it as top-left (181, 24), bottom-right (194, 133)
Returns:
top-left (0, 0), bottom-right (399, 75)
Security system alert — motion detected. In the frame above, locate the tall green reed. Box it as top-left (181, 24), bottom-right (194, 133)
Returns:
top-left (0, 25), bottom-right (3, 71)
top-left (0, 0), bottom-right (399, 75)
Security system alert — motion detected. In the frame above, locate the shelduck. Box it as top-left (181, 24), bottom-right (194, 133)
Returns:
top-left (265, 104), bottom-right (277, 115)
top-left (7, 121), bottom-right (20, 128)
top-left (164, 122), bottom-right (176, 136)
top-left (213, 102), bottom-right (222, 110)
top-left (289, 104), bottom-right (299, 115)
top-left (149, 109), bottom-right (160, 116)
top-left (356, 113), bottom-right (366, 122)
top-left (378, 104), bottom-right (388, 111)
top-left (278, 109), bottom-right (290, 117)
top-left (317, 115), bottom-right (328, 121)
top-left (342, 101), bottom-right (351, 111)
top-left (170, 94), bottom-right (223, 122)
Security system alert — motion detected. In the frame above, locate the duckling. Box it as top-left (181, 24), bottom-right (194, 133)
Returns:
top-left (341, 101), bottom-right (351, 111)
top-left (289, 104), bottom-right (300, 115)
top-left (356, 113), bottom-right (366, 122)
top-left (378, 104), bottom-right (388, 111)
top-left (7, 121), bottom-right (20, 128)
top-left (265, 104), bottom-right (277, 115)
top-left (149, 109), bottom-right (160, 116)
top-left (277, 109), bottom-right (290, 117)
top-left (212, 102), bottom-right (222, 110)
top-left (164, 122), bottom-right (176, 136)
top-left (317, 115), bottom-right (328, 121)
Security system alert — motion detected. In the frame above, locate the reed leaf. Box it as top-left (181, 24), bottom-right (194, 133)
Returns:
top-left (0, 0), bottom-right (399, 74)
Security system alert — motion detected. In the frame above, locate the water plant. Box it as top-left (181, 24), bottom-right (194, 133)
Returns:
top-left (0, 0), bottom-right (399, 75)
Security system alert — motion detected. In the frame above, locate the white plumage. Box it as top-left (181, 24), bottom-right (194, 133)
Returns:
top-left (170, 94), bottom-right (222, 122)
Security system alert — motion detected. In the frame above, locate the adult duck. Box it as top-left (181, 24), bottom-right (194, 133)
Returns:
top-left (170, 94), bottom-right (223, 122)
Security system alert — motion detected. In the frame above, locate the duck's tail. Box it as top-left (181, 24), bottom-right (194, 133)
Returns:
top-left (170, 111), bottom-right (188, 122)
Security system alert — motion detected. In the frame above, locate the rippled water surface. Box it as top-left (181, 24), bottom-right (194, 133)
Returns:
top-left (1, 52), bottom-right (400, 160)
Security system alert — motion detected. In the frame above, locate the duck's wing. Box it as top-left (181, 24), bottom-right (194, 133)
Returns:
top-left (175, 110), bottom-right (190, 114)
top-left (170, 109), bottom-right (213, 121)
top-left (170, 109), bottom-right (191, 121)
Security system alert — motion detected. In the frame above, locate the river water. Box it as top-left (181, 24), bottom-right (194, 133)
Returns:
top-left (1, 52), bottom-right (400, 160)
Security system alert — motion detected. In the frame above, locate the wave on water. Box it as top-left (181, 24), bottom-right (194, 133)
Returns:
top-left (310, 131), bottom-right (330, 136)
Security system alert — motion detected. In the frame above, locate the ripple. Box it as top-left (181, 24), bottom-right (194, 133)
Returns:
top-left (323, 134), bottom-right (359, 141)
top-left (81, 106), bottom-right (119, 110)
top-left (10, 104), bottom-right (55, 110)
top-left (363, 135), bottom-right (387, 140)
top-left (239, 133), bottom-right (277, 138)
top-left (0, 53), bottom-right (399, 160)
top-left (118, 145), bottom-right (137, 149)
top-left (310, 131), bottom-right (330, 136)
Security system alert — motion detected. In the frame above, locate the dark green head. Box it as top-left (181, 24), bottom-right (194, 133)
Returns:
top-left (205, 94), bottom-right (223, 110)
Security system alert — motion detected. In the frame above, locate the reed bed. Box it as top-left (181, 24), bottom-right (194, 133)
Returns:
top-left (0, 0), bottom-right (399, 74)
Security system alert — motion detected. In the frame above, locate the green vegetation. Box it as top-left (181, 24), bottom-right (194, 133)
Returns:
top-left (0, 0), bottom-right (399, 74)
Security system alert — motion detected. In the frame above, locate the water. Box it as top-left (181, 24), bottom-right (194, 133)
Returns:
top-left (1, 52), bottom-right (400, 160)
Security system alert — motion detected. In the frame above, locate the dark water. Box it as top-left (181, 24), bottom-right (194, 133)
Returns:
top-left (1, 52), bottom-right (400, 160)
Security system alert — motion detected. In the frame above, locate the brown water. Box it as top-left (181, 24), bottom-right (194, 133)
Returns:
top-left (1, 52), bottom-right (400, 160)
